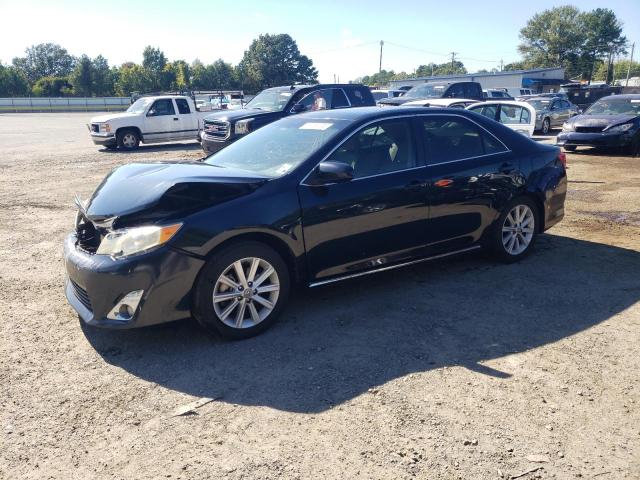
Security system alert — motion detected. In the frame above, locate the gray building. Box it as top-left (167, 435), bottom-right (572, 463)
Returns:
top-left (388, 67), bottom-right (565, 93)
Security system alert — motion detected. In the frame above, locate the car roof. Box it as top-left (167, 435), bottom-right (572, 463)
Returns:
top-left (290, 106), bottom-right (484, 122)
top-left (264, 84), bottom-right (365, 93)
top-left (402, 98), bottom-right (479, 106)
top-left (597, 94), bottom-right (640, 100)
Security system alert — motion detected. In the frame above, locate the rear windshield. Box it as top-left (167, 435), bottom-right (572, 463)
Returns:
top-left (205, 117), bottom-right (350, 177)
top-left (584, 98), bottom-right (640, 116)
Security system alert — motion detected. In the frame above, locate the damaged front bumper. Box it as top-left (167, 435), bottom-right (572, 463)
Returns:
top-left (63, 233), bottom-right (205, 328)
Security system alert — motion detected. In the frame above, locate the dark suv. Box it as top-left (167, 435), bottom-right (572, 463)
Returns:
top-left (378, 81), bottom-right (483, 106)
top-left (200, 84), bottom-right (375, 154)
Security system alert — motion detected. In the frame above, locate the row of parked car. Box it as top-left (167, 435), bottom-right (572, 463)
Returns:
top-left (87, 80), bottom-right (640, 157)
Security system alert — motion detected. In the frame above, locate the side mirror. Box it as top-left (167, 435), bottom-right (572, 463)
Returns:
top-left (291, 102), bottom-right (307, 114)
top-left (309, 161), bottom-right (354, 185)
top-left (147, 109), bottom-right (156, 117)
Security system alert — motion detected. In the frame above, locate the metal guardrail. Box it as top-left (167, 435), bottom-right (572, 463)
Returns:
top-left (0, 97), bottom-right (130, 113)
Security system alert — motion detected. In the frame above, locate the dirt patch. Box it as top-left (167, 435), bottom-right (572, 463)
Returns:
top-left (1, 114), bottom-right (639, 479)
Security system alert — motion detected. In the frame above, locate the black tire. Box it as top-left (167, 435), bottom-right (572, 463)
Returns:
top-left (116, 129), bottom-right (140, 150)
top-left (541, 118), bottom-right (550, 135)
top-left (563, 145), bottom-right (576, 152)
top-left (489, 196), bottom-right (540, 263)
top-left (193, 241), bottom-right (290, 340)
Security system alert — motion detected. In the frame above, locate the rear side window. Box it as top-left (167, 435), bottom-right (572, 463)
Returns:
top-left (464, 83), bottom-right (482, 98)
top-left (331, 89), bottom-right (350, 108)
top-left (499, 105), bottom-right (531, 124)
top-left (469, 104), bottom-right (498, 120)
top-left (346, 87), bottom-right (370, 106)
top-left (444, 83), bottom-right (465, 98)
top-left (421, 116), bottom-right (506, 163)
top-left (175, 99), bottom-right (191, 114)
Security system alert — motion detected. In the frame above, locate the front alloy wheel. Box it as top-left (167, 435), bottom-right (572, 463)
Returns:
top-left (541, 118), bottom-right (550, 135)
top-left (502, 204), bottom-right (535, 256)
top-left (194, 241), bottom-right (290, 339)
top-left (213, 257), bottom-right (280, 329)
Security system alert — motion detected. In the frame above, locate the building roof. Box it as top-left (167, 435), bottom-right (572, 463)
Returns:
top-left (393, 67), bottom-right (565, 83)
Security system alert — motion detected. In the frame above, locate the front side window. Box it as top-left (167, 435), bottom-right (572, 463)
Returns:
top-left (149, 99), bottom-right (175, 116)
top-left (326, 120), bottom-right (416, 179)
top-left (422, 116), bottom-right (506, 163)
top-left (345, 87), bottom-right (368, 106)
top-left (175, 99), bottom-right (191, 114)
top-left (444, 84), bottom-right (465, 98)
top-left (127, 98), bottom-right (153, 114)
top-left (296, 89), bottom-right (333, 112)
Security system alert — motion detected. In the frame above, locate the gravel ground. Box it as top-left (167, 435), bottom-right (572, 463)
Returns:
top-left (1, 113), bottom-right (639, 480)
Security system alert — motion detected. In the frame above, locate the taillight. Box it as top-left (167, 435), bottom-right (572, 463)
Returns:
top-left (558, 151), bottom-right (567, 168)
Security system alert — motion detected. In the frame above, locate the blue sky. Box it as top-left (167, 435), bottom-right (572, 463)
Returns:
top-left (0, 0), bottom-right (638, 82)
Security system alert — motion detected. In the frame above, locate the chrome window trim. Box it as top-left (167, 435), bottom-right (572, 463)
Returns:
top-left (299, 112), bottom-right (511, 186)
top-left (308, 245), bottom-right (481, 287)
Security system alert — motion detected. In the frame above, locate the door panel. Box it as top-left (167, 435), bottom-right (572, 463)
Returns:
top-left (143, 99), bottom-right (178, 143)
top-left (174, 98), bottom-right (198, 140)
top-left (420, 115), bottom-right (516, 251)
top-left (299, 119), bottom-right (429, 281)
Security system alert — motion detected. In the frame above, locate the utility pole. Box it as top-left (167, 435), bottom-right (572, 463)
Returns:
top-left (626, 42), bottom-right (635, 87)
top-left (379, 40), bottom-right (384, 73)
top-left (500, 59), bottom-right (504, 72)
top-left (450, 52), bottom-right (458, 71)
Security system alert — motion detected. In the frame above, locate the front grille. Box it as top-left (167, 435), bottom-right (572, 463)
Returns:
top-left (91, 123), bottom-right (100, 133)
top-left (575, 126), bottom-right (605, 133)
top-left (203, 120), bottom-right (230, 139)
top-left (70, 279), bottom-right (92, 312)
top-left (76, 213), bottom-right (101, 254)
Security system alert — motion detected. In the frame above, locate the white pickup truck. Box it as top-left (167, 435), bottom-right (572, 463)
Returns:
top-left (88, 95), bottom-right (211, 150)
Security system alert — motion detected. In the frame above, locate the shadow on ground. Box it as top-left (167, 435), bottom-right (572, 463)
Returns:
top-left (99, 142), bottom-right (205, 155)
top-left (82, 234), bottom-right (640, 413)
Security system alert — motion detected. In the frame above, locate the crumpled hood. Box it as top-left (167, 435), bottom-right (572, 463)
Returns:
top-left (89, 112), bottom-right (138, 123)
top-left (568, 113), bottom-right (637, 128)
top-left (84, 162), bottom-right (267, 225)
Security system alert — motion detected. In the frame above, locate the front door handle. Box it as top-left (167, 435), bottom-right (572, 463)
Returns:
top-left (404, 179), bottom-right (427, 190)
top-left (173, 117), bottom-right (179, 121)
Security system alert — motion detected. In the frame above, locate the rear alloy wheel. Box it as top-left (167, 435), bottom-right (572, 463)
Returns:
top-left (490, 197), bottom-right (538, 263)
top-left (194, 242), bottom-right (290, 339)
top-left (541, 118), bottom-right (550, 135)
top-left (117, 129), bottom-right (140, 150)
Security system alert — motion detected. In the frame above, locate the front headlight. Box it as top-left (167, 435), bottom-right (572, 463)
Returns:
top-left (235, 119), bottom-right (253, 135)
top-left (99, 123), bottom-right (111, 133)
top-left (562, 122), bottom-right (575, 132)
top-left (605, 122), bottom-right (634, 134)
top-left (96, 223), bottom-right (182, 258)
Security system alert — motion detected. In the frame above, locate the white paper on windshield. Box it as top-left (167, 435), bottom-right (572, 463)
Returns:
top-left (300, 122), bottom-right (333, 130)
top-left (631, 100), bottom-right (640, 103)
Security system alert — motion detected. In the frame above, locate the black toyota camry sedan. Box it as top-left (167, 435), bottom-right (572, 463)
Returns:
top-left (64, 107), bottom-right (567, 339)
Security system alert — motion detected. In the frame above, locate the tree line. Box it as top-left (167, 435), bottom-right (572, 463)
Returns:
top-left (356, 6), bottom-right (634, 86)
top-left (0, 34), bottom-right (318, 97)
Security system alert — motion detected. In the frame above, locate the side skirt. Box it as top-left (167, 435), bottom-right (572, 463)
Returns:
top-left (308, 245), bottom-right (482, 288)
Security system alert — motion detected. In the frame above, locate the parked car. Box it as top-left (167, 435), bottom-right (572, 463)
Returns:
top-left (200, 84), bottom-right (375, 154)
top-left (88, 95), bottom-right (211, 150)
top-left (467, 101), bottom-right (536, 137)
top-left (505, 88), bottom-right (534, 98)
top-left (377, 81), bottom-right (484, 106)
top-left (524, 96), bottom-right (579, 134)
top-left (556, 94), bottom-right (640, 155)
top-left (371, 89), bottom-right (406, 101)
top-left (483, 89), bottom-right (514, 99)
top-left (401, 98), bottom-right (480, 109)
top-left (64, 107), bottom-right (567, 339)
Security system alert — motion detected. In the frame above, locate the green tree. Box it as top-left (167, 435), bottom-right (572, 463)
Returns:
top-left (0, 65), bottom-right (30, 96)
top-left (415, 61), bottom-right (467, 77)
top-left (581, 8), bottom-right (627, 82)
top-left (70, 55), bottom-right (94, 96)
top-left (31, 76), bottom-right (72, 96)
top-left (12, 43), bottom-right (76, 84)
top-left (239, 34), bottom-right (317, 92)
top-left (142, 46), bottom-right (167, 91)
top-left (115, 63), bottom-right (150, 96)
top-left (92, 55), bottom-right (115, 96)
top-left (594, 60), bottom-right (640, 82)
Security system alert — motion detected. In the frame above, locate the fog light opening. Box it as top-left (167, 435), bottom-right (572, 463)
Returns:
top-left (107, 290), bottom-right (144, 322)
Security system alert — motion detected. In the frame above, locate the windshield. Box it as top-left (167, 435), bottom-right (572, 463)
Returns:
top-left (526, 99), bottom-right (552, 110)
top-left (585, 98), bottom-right (640, 116)
top-left (127, 98), bottom-right (154, 114)
top-left (404, 84), bottom-right (446, 99)
top-left (244, 88), bottom-right (294, 112)
top-left (205, 117), bottom-right (350, 177)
